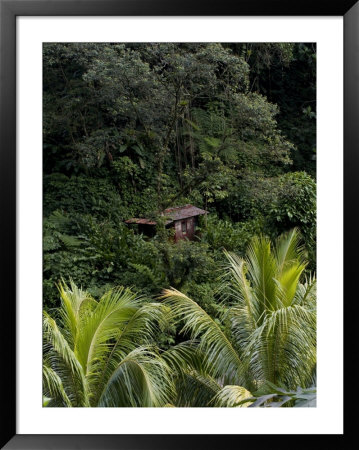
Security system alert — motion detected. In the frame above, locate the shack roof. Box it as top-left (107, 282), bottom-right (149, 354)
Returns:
top-left (125, 218), bottom-right (162, 225)
top-left (162, 204), bottom-right (207, 221)
top-left (125, 204), bottom-right (207, 226)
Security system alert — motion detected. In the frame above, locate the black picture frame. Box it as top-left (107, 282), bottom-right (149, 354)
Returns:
top-left (0, 0), bottom-right (355, 448)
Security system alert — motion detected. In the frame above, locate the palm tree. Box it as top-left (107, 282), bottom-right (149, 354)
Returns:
top-left (43, 281), bottom-right (174, 407)
top-left (162, 229), bottom-right (316, 406)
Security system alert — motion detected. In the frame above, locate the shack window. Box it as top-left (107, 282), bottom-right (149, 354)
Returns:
top-left (181, 221), bottom-right (187, 234)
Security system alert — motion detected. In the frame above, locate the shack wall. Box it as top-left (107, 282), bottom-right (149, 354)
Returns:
top-left (174, 217), bottom-right (195, 242)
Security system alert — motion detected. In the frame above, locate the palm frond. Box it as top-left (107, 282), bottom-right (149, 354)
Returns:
top-left (245, 304), bottom-right (316, 389)
top-left (57, 279), bottom-right (97, 349)
top-left (75, 286), bottom-right (139, 376)
top-left (293, 276), bottom-right (316, 308)
top-left (162, 340), bottom-right (204, 376)
top-left (43, 311), bottom-right (89, 406)
top-left (245, 235), bottom-right (277, 312)
top-left (212, 385), bottom-right (253, 407)
top-left (89, 302), bottom-right (170, 405)
top-left (274, 262), bottom-right (307, 307)
top-left (161, 288), bottom-right (245, 385)
top-left (98, 346), bottom-right (174, 407)
top-left (275, 228), bottom-right (306, 274)
top-left (174, 371), bottom-right (221, 407)
top-left (223, 251), bottom-right (257, 323)
top-left (42, 364), bottom-right (72, 407)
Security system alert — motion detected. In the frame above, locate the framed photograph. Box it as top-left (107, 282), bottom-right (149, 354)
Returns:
top-left (1, 0), bottom-right (354, 448)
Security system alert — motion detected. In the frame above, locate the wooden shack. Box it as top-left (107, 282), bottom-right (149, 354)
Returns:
top-left (125, 204), bottom-right (207, 242)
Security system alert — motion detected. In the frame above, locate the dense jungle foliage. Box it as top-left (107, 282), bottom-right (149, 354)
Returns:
top-left (43, 43), bottom-right (316, 407)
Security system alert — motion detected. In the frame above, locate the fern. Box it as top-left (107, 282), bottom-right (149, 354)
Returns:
top-left (59, 234), bottom-right (83, 248)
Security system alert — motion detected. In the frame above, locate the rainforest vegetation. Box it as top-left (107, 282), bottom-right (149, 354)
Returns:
top-left (43, 43), bottom-right (316, 407)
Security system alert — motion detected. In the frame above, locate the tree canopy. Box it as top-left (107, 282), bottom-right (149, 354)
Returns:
top-left (43, 42), bottom-right (316, 307)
